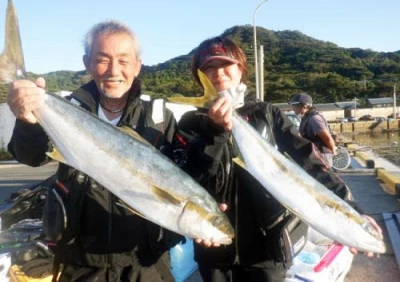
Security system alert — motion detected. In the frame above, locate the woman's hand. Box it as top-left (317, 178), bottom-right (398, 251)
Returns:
top-left (349, 215), bottom-right (383, 257)
top-left (208, 97), bottom-right (233, 131)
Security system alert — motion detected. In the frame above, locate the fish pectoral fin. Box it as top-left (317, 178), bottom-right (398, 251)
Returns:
top-left (119, 125), bottom-right (151, 146)
top-left (116, 200), bottom-right (147, 219)
top-left (152, 185), bottom-right (182, 206)
top-left (167, 70), bottom-right (218, 109)
top-left (46, 147), bottom-right (67, 164)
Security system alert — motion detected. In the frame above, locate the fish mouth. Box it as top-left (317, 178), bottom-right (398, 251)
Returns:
top-left (217, 237), bottom-right (233, 245)
top-left (183, 200), bottom-right (234, 243)
top-left (210, 214), bottom-right (235, 239)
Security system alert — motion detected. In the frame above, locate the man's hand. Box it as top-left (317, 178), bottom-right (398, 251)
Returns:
top-left (333, 146), bottom-right (338, 156)
top-left (195, 203), bottom-right (228, 248)
top-left (7, 77), bottom-right (46, 124)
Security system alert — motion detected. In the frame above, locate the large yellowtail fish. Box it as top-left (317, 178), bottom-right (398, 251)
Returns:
top-left (168, 71), bottom-right (386, 253)
top-left (0, 0), bottom-right (234, 244)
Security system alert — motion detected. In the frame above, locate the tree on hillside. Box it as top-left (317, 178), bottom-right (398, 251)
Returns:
top-left (2, 25), bottom-right (399, 105)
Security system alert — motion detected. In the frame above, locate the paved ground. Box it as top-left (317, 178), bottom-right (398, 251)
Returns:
top-left (339, 171), bottom-right (400, 282)
top-left (185, 168), bottom-right (400, 282)
top-left (1, 160), bottom-right (400, 281)
top-left (0, 161), bottom-right (58, 196)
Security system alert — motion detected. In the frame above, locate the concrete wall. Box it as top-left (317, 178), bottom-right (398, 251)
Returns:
top-left (0, 103), bottom-right (15, 150)
top-left (329, 119), bottom-right (400, 134)
top-left (320, 107), bottom-right (400, 122)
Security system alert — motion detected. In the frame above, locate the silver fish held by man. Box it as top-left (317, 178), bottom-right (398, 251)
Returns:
top-left (0, 0), bottom-right (234, 244)
top-left (169, 71), bottom-right (386, 254)
top-left (37, 94), bottom-right (234, 244)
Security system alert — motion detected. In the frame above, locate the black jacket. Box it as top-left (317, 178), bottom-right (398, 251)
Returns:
top-left (178, 92), bottom-right (352, 268)
top-left (8, 79), bottom-right (184, 268)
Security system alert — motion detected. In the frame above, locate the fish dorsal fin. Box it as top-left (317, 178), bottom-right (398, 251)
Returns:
top-left (46, 147), bottom-right (66, 164)
top-left (119, 125), bottom-right (151, 146)
top-left (152, 185), bottom-right (182, 206)
top-left (167, 70), bottom-right (218, 109)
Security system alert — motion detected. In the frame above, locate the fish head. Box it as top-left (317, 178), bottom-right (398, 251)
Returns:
top-left (321, 199), bottom-right (387, 254)
top-left (0, 0), bottom-right (26, 84)
top-left (358, 216), bottom-right (386, 254)
top-left (180, 198), bottom-right (234, 245)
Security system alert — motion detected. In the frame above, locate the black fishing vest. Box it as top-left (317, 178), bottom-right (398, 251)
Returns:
top-left (299, 109), bottom-right (328, 151)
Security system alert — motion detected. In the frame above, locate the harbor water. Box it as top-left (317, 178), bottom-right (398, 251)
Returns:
top-left (342, 131), bottom-right (400, 166)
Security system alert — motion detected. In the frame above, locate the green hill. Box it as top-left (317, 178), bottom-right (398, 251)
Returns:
top-left (1, 25), bottom-right (399, 105)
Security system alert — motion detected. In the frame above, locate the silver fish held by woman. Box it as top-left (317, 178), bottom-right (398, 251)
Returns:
top-left (0, 0), bottom-right (233, 245)
top-left (169, 71), bottom-right (386, 254)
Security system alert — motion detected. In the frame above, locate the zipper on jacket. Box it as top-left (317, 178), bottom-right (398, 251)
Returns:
top-left (233, 177), bottom-right (240, 265)
top-left (229, 135), bottom-right (240, 265)
top-left (107, 191), bottom-right (114, 266)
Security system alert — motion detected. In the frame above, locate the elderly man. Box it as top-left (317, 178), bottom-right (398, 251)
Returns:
top-left (7, 20), bottom-right (183, 282)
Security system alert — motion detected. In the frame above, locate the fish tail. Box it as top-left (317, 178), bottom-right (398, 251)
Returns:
top-left (0, 0), bottom-right (26, 83)
top-left (167, 70), bottom-right (218, 108)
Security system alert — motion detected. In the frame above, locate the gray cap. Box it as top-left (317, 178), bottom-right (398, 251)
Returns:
top-left (288, 93), bottom-right (313, 106)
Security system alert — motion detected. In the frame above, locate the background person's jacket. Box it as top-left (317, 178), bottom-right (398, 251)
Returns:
top-left (8, 79), bottom-right (185, 272)
top-left (178, 91), bottom-right (354, 268)
top-left (299, 108), bottom-right (331, 153)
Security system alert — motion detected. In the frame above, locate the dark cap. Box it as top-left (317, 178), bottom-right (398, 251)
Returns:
top-left (198, 42), bottom-right (239, 70)
top-left (288, 93), bottom-right (313, 106)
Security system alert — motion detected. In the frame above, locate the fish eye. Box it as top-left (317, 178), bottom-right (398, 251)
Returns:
top-left (210, 214), bottom-right (224, 227)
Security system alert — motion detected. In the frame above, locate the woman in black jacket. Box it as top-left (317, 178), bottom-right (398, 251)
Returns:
top-left (178, 36), bottom-right (381, 282)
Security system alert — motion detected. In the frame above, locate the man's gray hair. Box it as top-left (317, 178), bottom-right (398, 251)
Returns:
top-left (83, 20), bottom-right (141, 59)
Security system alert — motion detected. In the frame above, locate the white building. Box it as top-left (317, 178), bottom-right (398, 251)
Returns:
top-left (0, 103), bottom-right (15, 150)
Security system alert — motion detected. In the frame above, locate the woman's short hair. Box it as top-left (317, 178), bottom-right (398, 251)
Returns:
top-left (191, 36), bottom-right (248, 87)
